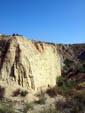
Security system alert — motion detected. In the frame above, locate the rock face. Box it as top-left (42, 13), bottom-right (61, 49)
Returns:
top-left (57, 44), bottom-right (85, 82)
top-left (58, 44), bottom-right (85, 63)
top-left (0, 35), bottom-right (61, 91)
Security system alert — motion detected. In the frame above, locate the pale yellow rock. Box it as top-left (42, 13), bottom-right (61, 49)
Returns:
top-left (0, 36), bottom-right (61, 91)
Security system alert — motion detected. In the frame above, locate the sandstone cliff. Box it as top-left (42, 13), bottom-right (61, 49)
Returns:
top-left (0, 35), bottom-right (61, 91)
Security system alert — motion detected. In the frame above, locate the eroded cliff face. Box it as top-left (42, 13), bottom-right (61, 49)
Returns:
top-left (0, 35), bottom-right (61, 91)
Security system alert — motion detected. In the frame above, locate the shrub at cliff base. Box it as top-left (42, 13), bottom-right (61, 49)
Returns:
top-left (55, 92), bottom-right (85, 113)
top-left (56, 76), bottom-right (77, 96)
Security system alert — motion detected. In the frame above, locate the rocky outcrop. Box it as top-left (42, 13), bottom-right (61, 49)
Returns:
top-left (57, 44), bottom-right (85, 82)
top-left (0, 35), bottom-right (61, 91)
top-left (57, 44), bottom-right (85, 63)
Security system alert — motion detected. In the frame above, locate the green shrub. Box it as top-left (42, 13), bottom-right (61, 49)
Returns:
top-left (12, 33), bottom-right (16, 36)
top-left (64, 59), bottom-right (74, 67)
top-left (77, 64), bottom-right (85, 73)
top-left (12, 33), bottom-right (22, 36)
top-left (13, 89), bottom-right (28, 97)
top-left (46, 76), bottom-right (77, 97)
top-left (21, 90), bottom-right (28, 97)
top-left (56, 76), bottom-right (77, 96)
top-left (57, 76), bottom-right (65, 86)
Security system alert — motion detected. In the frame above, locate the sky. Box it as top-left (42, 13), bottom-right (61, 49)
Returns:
top-left (0, 0), bottom-right (85, 44)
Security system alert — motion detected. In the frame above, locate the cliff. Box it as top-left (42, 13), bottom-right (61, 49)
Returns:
top-left (0, 35), bottom-right (61, 91)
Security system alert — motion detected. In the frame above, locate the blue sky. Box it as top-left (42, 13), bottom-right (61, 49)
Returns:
top-left (0, 0), bottom-right (85, 44)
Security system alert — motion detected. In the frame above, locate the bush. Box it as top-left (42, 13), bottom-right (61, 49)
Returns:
top-left (46, 76), bottom-right (77, 97)
top-left (13, 89), bottom-right (28, 97)
top-left (21, 90), bottom-right (28, 97)
top-left (46, 88), bottom-right (57, 97)
top-left (77, 64), bottom-right (85, 73)
top-left (71, 93), bottom-right (85, 113)
top-left (0, 86), bottom-right (5, 100)
top-left (55, 93), bottom-right (85, 113)
top-left (40, 92), bottom-right (85, 113)
top-left (12, 33), bottom-right (16, 36)
top-left (12, 33), bottom-right (22, 36)
top-left (57, 76), bottom-right (65, 86)
top-left (56, 76), bottom-right (77, 96)
top-left (64, 59), bottom-right (74, 67)
top-left (12, 89), bottom-right (21, 96)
